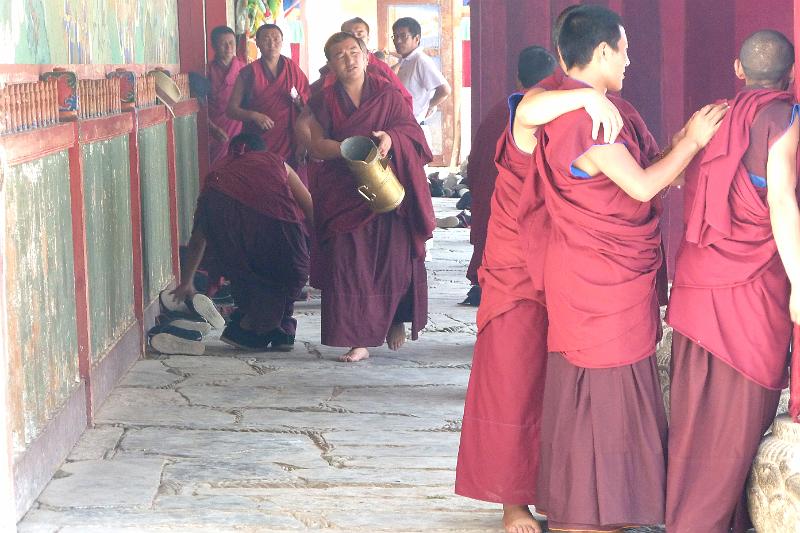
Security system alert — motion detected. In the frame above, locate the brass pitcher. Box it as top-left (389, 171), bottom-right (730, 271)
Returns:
top-left (340, 136), bottom-right (405, 214)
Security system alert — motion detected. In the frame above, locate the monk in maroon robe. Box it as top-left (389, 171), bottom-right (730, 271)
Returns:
top-left (524, 7), bottom-right (726, 532)
top-left (227, 24), bottom-right (310, 168)
top-left (173, 133), bottom-right (313, 351)
top-left (666, 30), bottom-right (798, 533)
top-left (297, 32), bottom-right (434, 363)
top-left (455, 47), bottom-right (562, 533)
top-left (207, 26), bottom-right (245, 165)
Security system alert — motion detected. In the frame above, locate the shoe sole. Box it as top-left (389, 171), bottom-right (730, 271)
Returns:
top-left (190, 294), bottom-right (226, 329)
top-left (149, 333), bottom-right (205, 355)
top-left (267, 344), bottom-right (294, 352)
top-left (166, 319), bottom-right (212, 336)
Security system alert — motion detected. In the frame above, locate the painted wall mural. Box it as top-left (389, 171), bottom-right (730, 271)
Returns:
top-left (0, 0), bottom-right (179, 65)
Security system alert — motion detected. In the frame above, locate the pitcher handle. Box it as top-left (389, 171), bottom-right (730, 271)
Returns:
top-left (357, 185), bottom-right (376, 202)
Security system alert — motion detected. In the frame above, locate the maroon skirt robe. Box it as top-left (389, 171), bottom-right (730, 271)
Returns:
top-left (308, 73), bottom-right (434, 347)
top-left (533, 76), bottom-right (667, 531)
top-left (196, 151), bottom-right (310, 334)
top-left (666, 89), bottom-right (797, 533)
top-left (456, 94), bottom-right (548, 505)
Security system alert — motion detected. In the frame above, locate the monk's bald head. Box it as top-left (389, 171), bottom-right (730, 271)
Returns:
top-left (739, 30), bottom-right (794, 86)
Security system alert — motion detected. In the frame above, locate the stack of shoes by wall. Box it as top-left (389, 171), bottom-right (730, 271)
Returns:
top-left (219, 309), bottom-right (295, 352)
top-left (148, 289), bottom-right (227, 355)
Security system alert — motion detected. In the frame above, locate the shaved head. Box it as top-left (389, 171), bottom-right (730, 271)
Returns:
top-left (739, 30), bottom-right (794, 85)
top-left (552, 5), bottom-right (581, 53)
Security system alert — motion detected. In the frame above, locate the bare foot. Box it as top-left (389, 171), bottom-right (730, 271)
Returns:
top-left (502, 504), bottom-right (542, 533)
top-left (339, 347), bottom-right (370, 362)
top-left (386, 322), bottom-right (406, 351)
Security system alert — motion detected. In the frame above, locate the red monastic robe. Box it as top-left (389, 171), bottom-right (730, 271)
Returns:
top-left (667, 89), bottom-right (797, 390)
top-left (465, 99), bottom-right (509, 285)
top-left (196, 150), bottom-right (309, 334)
top-left (308, 73), bottom-right (434, 346)
top-left (456, 94), bottom-right (548, 505)
top-left (536, 76), bottom-right (663, 367)
top-left (238, 56), bottom-right (310, 167)
top-left (208, 57), bottom-right (246, 165)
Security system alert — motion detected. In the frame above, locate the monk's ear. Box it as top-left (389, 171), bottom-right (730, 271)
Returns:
top-left (733, 59), bottom-right (746, 80)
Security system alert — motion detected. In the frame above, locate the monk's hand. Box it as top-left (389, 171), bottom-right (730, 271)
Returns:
top-left (251, 111), bottom-right (275, 130)
top-left (170, 281), bottom-right (196, 303)
top-left (584, 92), bottom-right (623, 144)
top-left (372, 131), bottom-right (392, 158)
top-left (684, 103), bottom-right (729, 148)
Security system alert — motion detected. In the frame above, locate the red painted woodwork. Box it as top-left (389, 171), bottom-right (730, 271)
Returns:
top-left (127, 124), bottom-right (145, 327)
top-left (165, 118), bottom-right (182, 280)
top-left (0, 123), bottom-right (73, 166)
top-left (174, 99), bottom-right (200, 117)
top-left (178, 0), bottom-right (208, 75)
top-left (66, 121), bottom-right (94, 420)
top-left (78, 113), bottom-right (134, 144)
top-left (137, 106), bottom-right (169, 129)
top-left (0, 64), bottom-right (180, 84)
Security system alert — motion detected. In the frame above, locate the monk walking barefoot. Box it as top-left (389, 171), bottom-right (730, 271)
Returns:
top-left (386, 322), bottom-right (406, 351)
top-left (502, 504), bottom-right (541, 533)
top-left (339, 347), bottom-right (370, 362)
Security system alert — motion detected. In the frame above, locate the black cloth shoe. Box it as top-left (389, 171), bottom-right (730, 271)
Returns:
top-left (147, 324), bottom-right (203, 342)
top-left (456, 190), bottom-right (472, 210)
top-left (220, 322), bottom-right (268, 350)
top-left (266, 329), bottom-right (295, 352)
top-left (459, 285), bottom-right (481, 307)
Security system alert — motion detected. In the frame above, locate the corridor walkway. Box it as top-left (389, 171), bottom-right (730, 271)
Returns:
top-left (18, 199), bottom-right (664, 532)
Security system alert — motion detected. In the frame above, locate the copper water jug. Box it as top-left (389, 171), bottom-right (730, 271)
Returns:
top-left (340, 136), bottom-right (405, 214)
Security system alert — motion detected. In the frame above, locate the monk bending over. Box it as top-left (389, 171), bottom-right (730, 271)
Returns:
top-left (296, 32), bottom-right (434, 363)
top-left (173, 133), bottom-right (312, 350)
top-left (666, 30), bottom-right (799, 533)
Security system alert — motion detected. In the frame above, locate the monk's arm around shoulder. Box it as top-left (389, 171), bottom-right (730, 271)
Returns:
top-left (575, 103), bottom-right (728, 202)
top-left (295, 106), bottom-right (342, 160)
top-left (515, 87), bottom-right (623, 144)
top-left (767, 118), bottom-right (800, 322)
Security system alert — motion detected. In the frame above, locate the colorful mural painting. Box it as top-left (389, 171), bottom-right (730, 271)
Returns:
top-left (0, 0), bottom-right (179, 65)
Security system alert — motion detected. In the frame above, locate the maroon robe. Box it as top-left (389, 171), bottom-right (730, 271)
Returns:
top-left (237, 55), bottom-right (310, 167)
top-left (308, 72), bottom-right (434, 347)
top-left (208, 57), bottom-right (246, 165)
top-left (456, 94), bottom-right (547, 505)
top-left (195, 151), bottom-right (309, 334)
top-left (534, 76), bottom-right (667, 531)
top-left (666, 89), bottom-right (797, 533)
top-left (465, 99), bottom-right (508, 285)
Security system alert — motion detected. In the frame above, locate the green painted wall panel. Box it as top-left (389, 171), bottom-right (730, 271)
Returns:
top-left (81, 136), bottom-right (136, 362)
top-left (173, 114), bottom-right (200, 245)
top-left (4, 150), bottom-right (80, 448)
top-left (138, 123), bottom-right (173, 303)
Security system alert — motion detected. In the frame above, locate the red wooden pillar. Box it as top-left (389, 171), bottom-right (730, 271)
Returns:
top-left (66, 122), bottom-right (95, 419)
top-left (166, 117), bottom-right (181, 279)
top-left (127, 118), bottom-right (145, 327)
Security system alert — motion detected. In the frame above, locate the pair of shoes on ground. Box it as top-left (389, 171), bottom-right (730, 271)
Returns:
top-left (159, 290), bottom-right (226, 329)
top-left (459, 285), bottom-right (481, 307)
top-left (148, 323), bottom-right (205, 355)
top-left (220, 321), bottom-right (295, 352)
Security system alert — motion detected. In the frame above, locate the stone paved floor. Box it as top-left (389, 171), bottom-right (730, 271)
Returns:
top-left (18, 199), bottom-right (664, 532)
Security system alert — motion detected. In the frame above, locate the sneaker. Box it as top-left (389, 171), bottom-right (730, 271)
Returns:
top-left (149, 333), bottom-right (205, 355)
top-left (159, 289), bottom-right (189, 313)
top-left (220, 323), bottom-right (268, 350)
top-left (436, 216), bottom-right (460, 229)
top-left (459, 285), bottom-right (481, 307)
top-left (188, 294), bottom-right (226, 329)
top-left (156, 316), bottom-right (212, 336)
top-left (266, 329), bottom-right (295, 352)
top-left (148, 324), bottom-right (203, 342)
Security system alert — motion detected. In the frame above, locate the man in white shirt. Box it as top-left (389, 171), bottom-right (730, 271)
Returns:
top-left (391, 17), bottom-right (452, 124)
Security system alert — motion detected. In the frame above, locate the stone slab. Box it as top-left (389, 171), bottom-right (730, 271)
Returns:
top-left (37, 457), bottom-right (164, 508)
top-left (67, 426), bottom-right (125, 461)
top-left (117, 360), bottom-right (183, 388)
